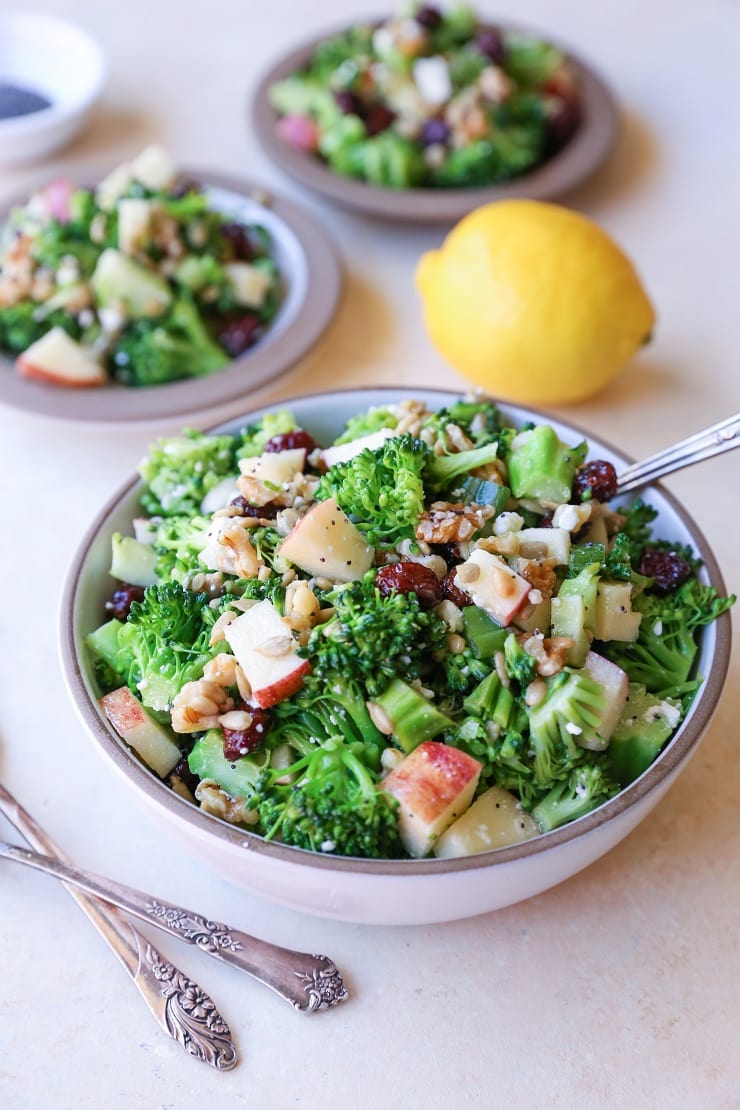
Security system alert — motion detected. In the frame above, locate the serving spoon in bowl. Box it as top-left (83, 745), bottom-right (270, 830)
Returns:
top-left (615, 413), bottom-right (739, 496)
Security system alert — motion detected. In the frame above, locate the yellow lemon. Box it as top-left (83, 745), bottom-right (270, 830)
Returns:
top-left (416, 200), bottom-right (655, 405)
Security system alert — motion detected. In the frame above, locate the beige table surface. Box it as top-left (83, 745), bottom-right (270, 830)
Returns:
top-left (1, 1), bottom-right (739, 1107)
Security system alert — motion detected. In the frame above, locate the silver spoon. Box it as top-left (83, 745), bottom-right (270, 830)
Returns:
top-left (0, 783), bottom-right (237, 1070)
top-left (0, 835), bottom-right (348, 1013)
top-left (615, 413), bottom-right (740, 496)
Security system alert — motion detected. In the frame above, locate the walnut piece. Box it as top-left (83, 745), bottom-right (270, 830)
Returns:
top-left (415, 501), bottom-right (493, 545)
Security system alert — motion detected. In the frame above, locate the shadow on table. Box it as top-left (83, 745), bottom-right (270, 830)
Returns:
top-left (278, 268), bottom-right (397, 394)
top-left (561, 108), bottom-right (661, 211)
top-left (64, 105), bottom-right (161, 165)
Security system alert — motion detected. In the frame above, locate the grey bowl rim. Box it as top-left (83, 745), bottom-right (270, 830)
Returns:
top-left (60, 386), bottom-right (732, 875)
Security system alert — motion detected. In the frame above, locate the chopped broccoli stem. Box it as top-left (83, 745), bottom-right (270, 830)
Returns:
top-left (374, 678), bottom-right (452, 752)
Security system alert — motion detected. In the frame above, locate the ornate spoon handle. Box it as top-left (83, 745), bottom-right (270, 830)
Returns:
top-left (616, 412), bottom-right (740, 494)
top-left (0, 839), bottom-right (348, 1013)
top-left (0, 786), bottom-right (237, 1070)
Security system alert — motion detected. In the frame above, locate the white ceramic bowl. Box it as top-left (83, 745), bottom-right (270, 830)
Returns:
top-left (0, 12), bottom-right (106, 167)
top-left (61, 388), bottom-right (732, 924)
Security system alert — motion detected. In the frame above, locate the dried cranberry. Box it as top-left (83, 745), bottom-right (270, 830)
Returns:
top-left (365, 104), bottom-right (395, 136)
top-left (171, 757), bottom-right (200, 795)
top-left (441, 568), bottom-right (473, 608)
top-left (220, 222), bottom-right (254, 261)
top-left (169, 176), bottom-right (201, 200)
top-left (539, 511), bottom-right (554, 528)
top-left (375, 562), bottom-right (442, 609)
top-left (219, 314), bottom-right (262, 357)
top-left (222, 707), bottom-right (271, 761)
top-left (414, 4), bottom-right (443, 30)
top-left (264, 429), bottom-right (317, 454)
top-left (573, 460), bottom-right (618, 503)
top-left (105, 584), bottom-right (146, 621)
top-left (334, 90), bottom-right (362, 115)
top-left (420, 118), bottom-right (451, 147)
top-left (475, 28), bottom-right (506, 65)
top-left (432, 541), bottom-right (463, 567)
top-left (639, 548), bottom-right (692, 594)
top-left (545, 97), bottom-right (581, 152)
top-left (229, 496), bottom-right (280, 519)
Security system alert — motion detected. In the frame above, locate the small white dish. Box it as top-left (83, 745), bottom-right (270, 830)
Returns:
top-left (0, 12), bottom-right (106, 167)
top-left (61, 388), bottom-right (732, 925)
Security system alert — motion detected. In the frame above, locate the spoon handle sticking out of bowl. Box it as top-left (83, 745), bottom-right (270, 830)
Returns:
top-left (616, 412), bottom-right (740, 495)
top-left (0, 837), bottom-right (348, 1013)
top-left (0, 786), bottom-right (237, 1071)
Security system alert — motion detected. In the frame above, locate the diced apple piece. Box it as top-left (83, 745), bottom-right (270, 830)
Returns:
top-left (434, 785), bottom-right (540, 858)
top-left (16, 328), bottom-right (106, 387)
top-left (43, 177), bottom-right (72, 223)
top-left (518, 527), bottom-right (571, 565)
top-left (100, 687), bottom-right (181, 777)
top-left (578, 651), bottom-right (629, 746)
top-left (96, 162), bottom-right (132, 211)
top-left (133, 517), bottom-right (158, 545)
top-left (578, 512), bottom-right (608, 547)
top-left (381, 741), bottom-right (482, 858)
top-left (110, 533), bottom-right (158, 587)
top-left (594, 582), bottom-right (642, 642)
top-left (129, 144), bottom-right (177, 191)
top-left (278, 498), bottom-right (374, 582)
top-left (224, 599), bottom-right (310, 708)
top-left (320, 427), bottom-right (397, 469)
top-left (225, 262), bottom-right (272, 309)
top-left (454, 549), bottom-right (531, 627)
top-left (118, 197), bottom-right (154, 255)
top-left (238, 448), bottom-right (306, 486)
top-left (200, 476), bottom-right (240, 515)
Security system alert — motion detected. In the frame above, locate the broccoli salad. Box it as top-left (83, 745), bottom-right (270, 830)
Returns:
top-left (88, 396), bottom-right (734, 860)
top-left (269, 4), bottom-right (581, 189)
top-left (0, 146), bottom-right (281, 388)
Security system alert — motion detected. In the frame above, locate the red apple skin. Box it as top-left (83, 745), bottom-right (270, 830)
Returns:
top-left (16, 354), bottom-right (107, 388)
top-left (382, 741), bottom-right (482, 826)
top-left (251, 659), bottom-right (311, 708)
top-left (100, 686), bottom-right (149, 731)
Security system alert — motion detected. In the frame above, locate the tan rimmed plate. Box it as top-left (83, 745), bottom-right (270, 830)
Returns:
top-left (0, 170), bottom-right (342, 426)
top-left (252, 20), bottom-right (619, 224)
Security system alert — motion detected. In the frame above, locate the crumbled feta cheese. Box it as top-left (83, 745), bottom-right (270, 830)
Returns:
top-left (78, 308), bottom-right (95, 329)
top-left (413, 56), bottom-right (452, 106)
top-left (645, 700), bottom-right (682, 729)
top-left (494, 511), bottom-right (524, 536)
top-left (565, 721), bottom-right (583, 735)
top-left (528, 589), bottom-right (543, 606)
top-left (320, 840), bottom-right (336, 853)
top-left (99, 306), bottom-right (126, 334)
top-left (552, 502), bottom-right (592, 533)
top-left (652, 620), bottom-right (663, 636)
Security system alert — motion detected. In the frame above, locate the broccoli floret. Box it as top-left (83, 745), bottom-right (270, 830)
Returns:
top-left (604, 579), bottom-right (735, 705)
top-left (532, 760), bottom-right (619, 832)
top-left (420, 398), bottom-right (504, 447)
top-left (271, 671), bottom-right (384, 761)
top-left (315, 433), bottom-right (427, 546)
top-left (301, 574), bottom-right (448, 696)
top-left (503, 634), bottom-right (538, 686)
top-left (528, 671), bottom-right (605, 786)
top-left (333, 406), bottom-right (399, 445)
top-left (502, 32), bottom-right (564, 86)
top-left (423, 440), bottom-right (502, 496)
top-left (151, 514), bottom-right (211, 584)
top-left (236, 410), bottom-right (298, 459)
top-left (114, 582), bottom-right (230, 713)
top-left (253, 736), bottom-right (403, 859)
top-left (619, 498), bottom-right (658, 563)
top-left (139, 430), bottom-right (238, 517)
top-left (0, 302), bottom-right (81, 353)
top-left (115, 296), bottom-right (229, 387)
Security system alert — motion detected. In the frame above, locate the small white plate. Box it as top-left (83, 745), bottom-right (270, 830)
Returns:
top-left (0, 171), bottom-right (342, 426)
top-left (0, 12), bottom-right (107, 166)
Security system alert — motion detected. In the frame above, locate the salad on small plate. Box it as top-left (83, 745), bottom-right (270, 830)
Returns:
top-left (253, 6), bottom-right (617, 221)
top-left (85, 394), bottom-right (734, 862)
top-left (0, 146), bottom-right (280, 388)
top-left (0, 153), bottom-right (341, 424)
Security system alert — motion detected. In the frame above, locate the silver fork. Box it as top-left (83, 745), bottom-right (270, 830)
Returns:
top-left (0, 783), bottom-right (238, 1070)
top-left (615, 413), bottom-right (740, 496)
